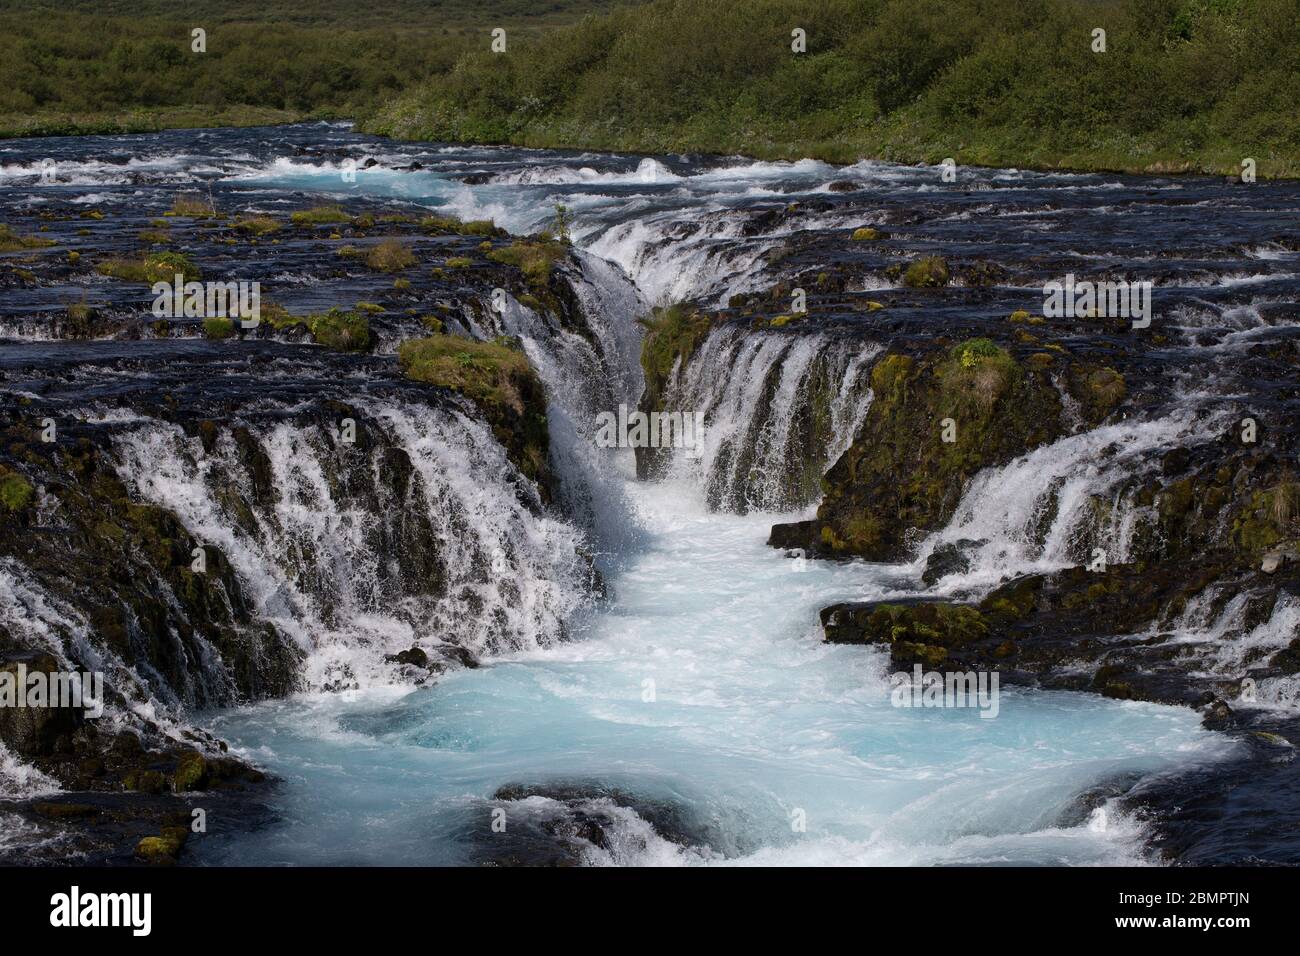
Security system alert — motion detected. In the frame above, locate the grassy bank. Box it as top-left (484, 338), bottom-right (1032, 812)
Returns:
top-left (0, 2), bottom-right (636, 139)
top-left (365, 0), bottom-right (1300, 178)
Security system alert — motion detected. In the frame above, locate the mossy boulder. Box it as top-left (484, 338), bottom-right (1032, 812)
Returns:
top-left (134, 826), bottom-right (188, 865)
top-left (902, 256), bottom-right (950, 288)
top-left (172, 750), bottom-right (209, 792)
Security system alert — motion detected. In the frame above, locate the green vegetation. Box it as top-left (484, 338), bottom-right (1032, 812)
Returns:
top-left (398, 333), bottom-right (551, 488)
top-left (291, 205), bottom-right (350, 225)
top-left (0, 223), bottom-right (56, 252)
top-left (903, 256), bottom-right (951, 288)
top-left (0, 468), bottom-right (35, 512)
top-left (398, 334), bottom-right (533, 411)
top-left (233, 216), bottom-right (281, 236)
top-left (421, 215), bottom-right (500, 237)
top-left (487, 238), bottom-right (567, 284)
top-left (96, 251), bottom-right (200, 283)
top-left (638, 304), bottom-right (712, 410)
top-left (366, 239), bottom-right (416, 273)
top-left (0, 2), bottom-right (637, 138)
top-left (202, 316), bottom-right (236, 339)
top-left (370, 0), bottom-right (1300, 178)
top-left (302, 308), bottom-right (371, 350)
top-left (168, 193), bottom-right (216, 218)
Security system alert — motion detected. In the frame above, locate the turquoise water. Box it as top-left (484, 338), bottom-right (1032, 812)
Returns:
top-left (197, 477), bottom-right (1233, 866)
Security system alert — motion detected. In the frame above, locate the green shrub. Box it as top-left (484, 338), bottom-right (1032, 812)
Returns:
top-left (307, 308), bottom-right (370, 350)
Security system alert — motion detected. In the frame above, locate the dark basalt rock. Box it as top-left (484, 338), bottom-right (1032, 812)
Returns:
top-left (823, 561), bottom-right (1299, 709)
top-left (921, 539), bottom-right (985, 586)
top-left (473, 780), bottom-right (724, 866)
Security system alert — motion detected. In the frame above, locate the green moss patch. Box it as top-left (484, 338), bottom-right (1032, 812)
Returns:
top-left (487, 238), bottom-right (567, 284)
top-left (903, 256), bottom-right (951, 288)
top-left (0, 223), bottom-right (56, 252)
top-left (96, 250), bottom-right (200, 283)
top-left (366, 238), bottom-right (416, 272)
top-left (0, 468), bottom-right (35, 512)
top-left (291, 205), bottom-right (351, 225)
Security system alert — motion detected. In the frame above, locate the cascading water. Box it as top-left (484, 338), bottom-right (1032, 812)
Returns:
top-left (914, 407), bottom-right (1231, 590)
top-left (109, 401), bottom-right (596, 693)
top-left (3, 124), bottom-right (1292, 865)
top-left (654, 326), bottom-right (878, 513)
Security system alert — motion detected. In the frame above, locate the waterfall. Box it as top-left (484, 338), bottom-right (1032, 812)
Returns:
top-left (458, 252), bottom-right (650, 564)
top-left (109, 401), bottom-right (596, 692)
top-left (654, 325), bottom-right (878, 513)
top-left (0, 556), bottom-right (206, 747)
top-left (915, 409), bottom-right (1229, 589)
top-left (1164, 590), bottom-right (1300, 705)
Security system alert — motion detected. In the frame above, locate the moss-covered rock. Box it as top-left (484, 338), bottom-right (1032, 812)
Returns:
top-left (771, 340), bottom-right (1129, 561)
top-left (172, 750), bottom-right (208, 792)
top-left (399, 334), bottom-right (552, 496)
top-left (902, 256), bottom-right (950, 288)
top-left (134, 825), bottom-right (188, 865)
top-left (487, 237), bottom-right (567, 285)
top-left (202, 316), bottom-right (235, 340)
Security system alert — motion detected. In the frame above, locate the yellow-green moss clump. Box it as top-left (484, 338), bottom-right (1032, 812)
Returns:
top-left (1232, 482), bottom-right (1300, 554)
top-left (366, 238), bottom-right (416, 273)
top-left (0, 468), bottom-right (35, 512)
top-left (257, 305), bottom-right (371, 350)
top-left (638, 304), bottom-right (712, 409)
top-left (487, 238), bottom-right (567, 284)
top-left (420, 215), bottom-right (500, 237)
top-left (0, 223), bottom-right (56, 252)
top-left (903, 256), bottom-right (950, 288)
top-left (291, 205), bottom-right (351, 225)
top-left (851, 227), bottom-right (882, 241)
top-left (202, 317), bottom-right (236, 339)
top-left (167, 193), bottom-right (217, 218)
top-left (233, 215), bottom-right (281, 236)
top-left (398, 335), bottom-right (534, 411)
top-left (95, 250), bottom-right (201, 283)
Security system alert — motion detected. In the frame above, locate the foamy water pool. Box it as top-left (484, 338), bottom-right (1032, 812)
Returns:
top-left (195, 478), bottom-right (1234, 866)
